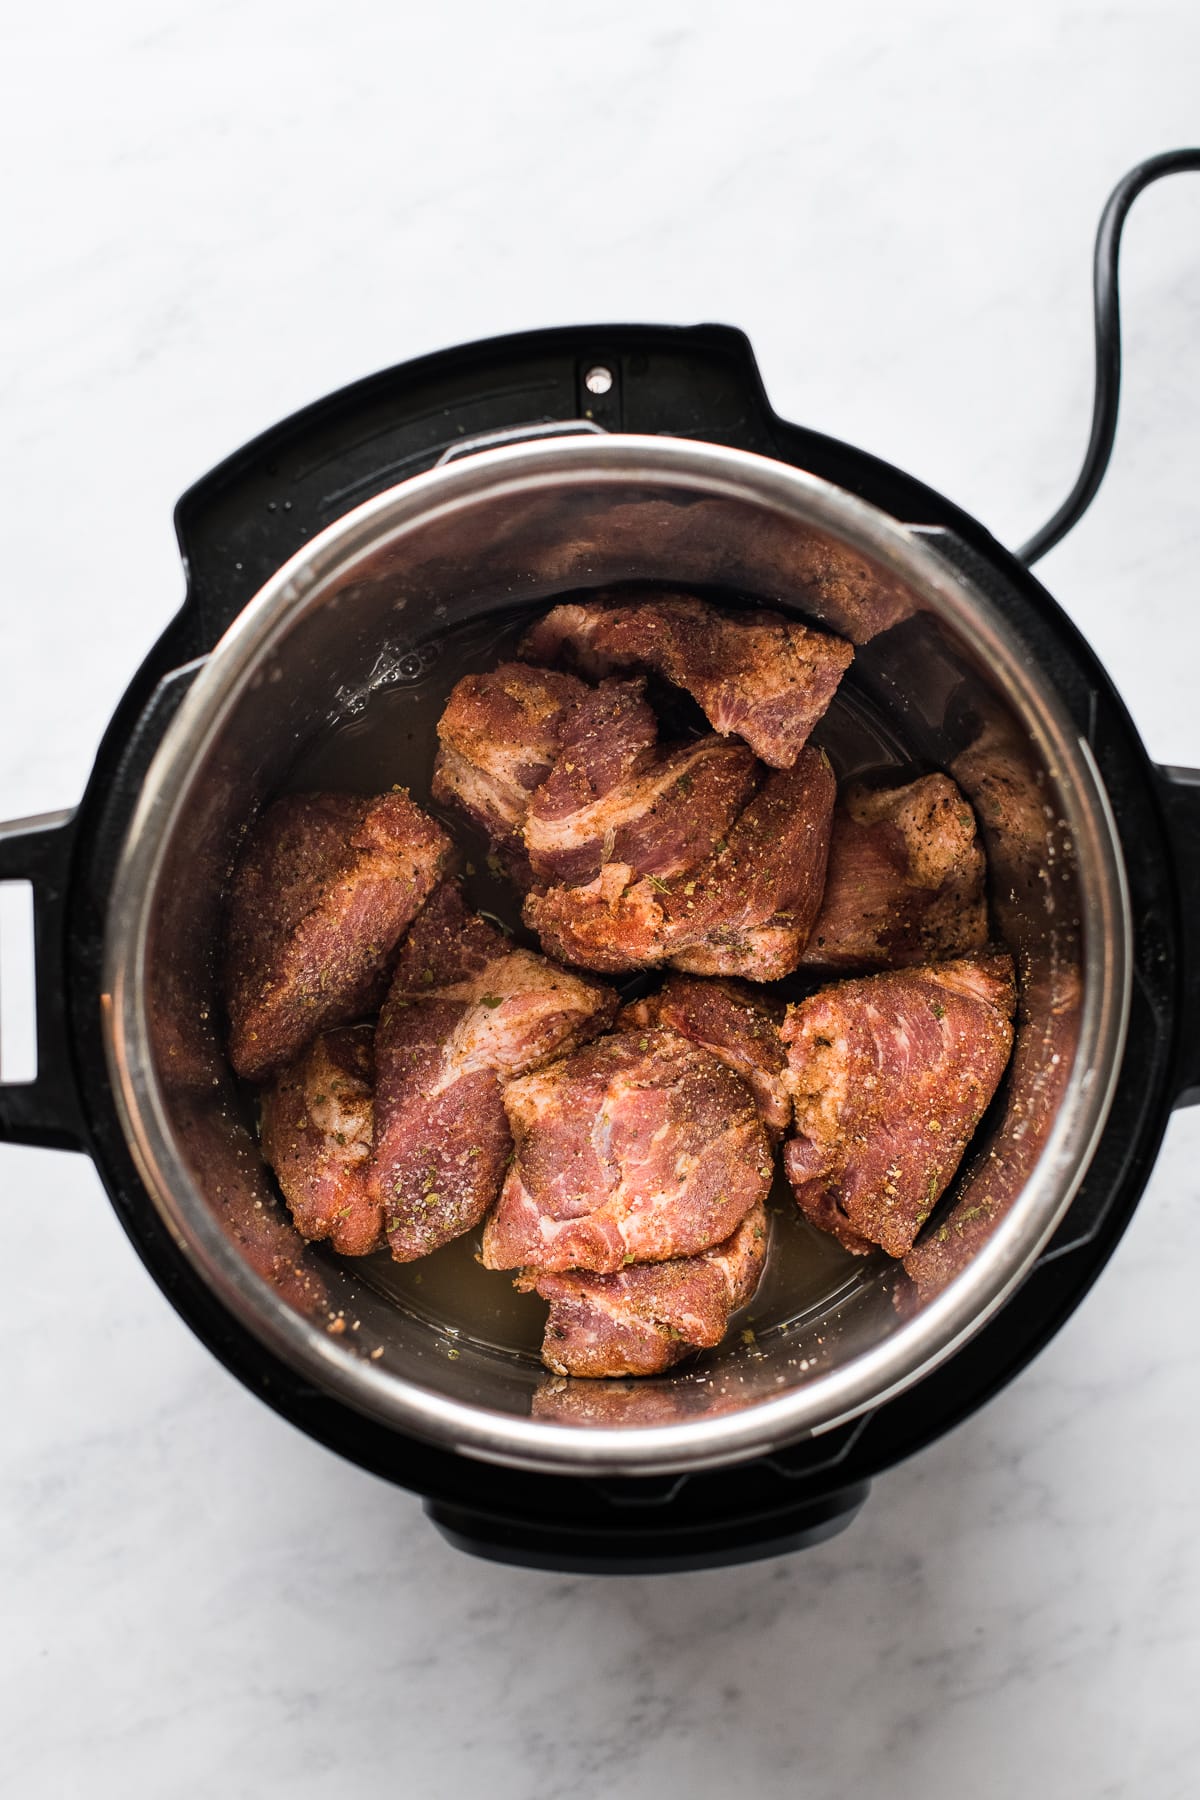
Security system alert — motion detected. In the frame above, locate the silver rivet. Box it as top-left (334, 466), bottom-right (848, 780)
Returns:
top-left (584, 365), bottom-right (613, 396)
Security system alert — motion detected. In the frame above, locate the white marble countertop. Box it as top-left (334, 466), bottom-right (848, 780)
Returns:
top-left (3, 4), bottom-right (1199, 1795)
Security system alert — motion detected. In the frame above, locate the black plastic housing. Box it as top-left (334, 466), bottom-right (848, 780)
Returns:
top-left (4, 324), bottom-right (1197, 1573)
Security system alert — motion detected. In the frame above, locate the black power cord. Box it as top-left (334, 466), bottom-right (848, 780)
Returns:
top-left (1019, 147), bottom-right (1200, 567)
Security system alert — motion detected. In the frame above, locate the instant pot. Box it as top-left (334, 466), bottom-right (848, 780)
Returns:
top-left (3, 155), bottom-right (1197, 1572)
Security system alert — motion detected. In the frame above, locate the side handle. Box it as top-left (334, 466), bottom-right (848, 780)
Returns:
top-left (0, 809), bottom-right (85, 1150)
top-left (1160, 765), bottom-right (1200, 1107)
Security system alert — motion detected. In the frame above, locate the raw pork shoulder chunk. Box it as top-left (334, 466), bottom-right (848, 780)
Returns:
top-left (622, 977), bottom-right (791, 1138)
top-left (523, 677), bottom-right (759, 888)
top-left (521, 1201), bottom-right (768, 1377)
top-left (431, 662), bottom-right (587, 881)
top-left (525, 748), bottom-right (835, 980)
top-left (260, 1026), bottom-right (381, 1256)
top-left (520, 592), bottom-right (853, 769)
top-left (225, 791), bottom-right (452, 1081)
top-left (781, 955), bottom-right (1016, 1257)
top-left (800, 774), bottom-right (988, 972)
top-left (481, 1026), bottom-right (772, 1275)
top-left (371, 883), bottom-right (616, 1261)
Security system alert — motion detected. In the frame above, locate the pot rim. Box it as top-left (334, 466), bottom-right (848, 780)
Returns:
top-left (102, 433), bottom-right (1131, 1476)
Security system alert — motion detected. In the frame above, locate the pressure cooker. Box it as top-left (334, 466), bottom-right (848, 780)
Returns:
top-left (2, 153), bottom-right (1196, 1571)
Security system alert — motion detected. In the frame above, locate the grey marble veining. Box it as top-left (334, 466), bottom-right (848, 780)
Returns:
top-left (3, 3), bottom-right (1200, 1796)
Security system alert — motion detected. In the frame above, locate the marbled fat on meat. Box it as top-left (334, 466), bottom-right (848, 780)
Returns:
top-left (524, 748), bottom-right (836, 980)
top-left (624, 976), bottom-right (791, 1137)
top-left (523, 677), bottom-right (759, 888)
top-left (521, 1201), bottom-right (769, 1377)
top-left (224, 790), bottom-right (452, 1081)
top-left (800, 773), bottom-right (988, 972)
top-left (781, 954), bottom-right (1016, 1257)
top-left (259, 1026), bottom-right (381, 1255)
top-left (482, 1026), bottom-right (773, 1275)
top-left (431, 662), bottom-right (587, 882)
top-left (371, 883), bottom-right (616, 1261)
top-left (520, 592), bottom-right (853, 769)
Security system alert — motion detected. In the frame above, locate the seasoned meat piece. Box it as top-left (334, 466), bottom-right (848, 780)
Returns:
top-left (260, 1026), bottom-right (381, 1256)
top-left (520, 1201), bottom-right (768, 1377)
top-left (524, 749), bottom-right (836, 980)
top-left (624, 977), bottom-right (791, 1137)
top-left (781, 955), bottom-right (1016, 1257)
top-left (800, 774), bottom-right (987, 972)
top-left (224, 791), bottom-right (452, 1082)
top-left (371, 883), bottom-right (616, 1261)
top-left (482, 1027), bottom-right (772, 1275)
top-left (523, 677), bottom-right (760, 888)
top-left (431, 661), bottom-right (587, 881)
top-left (520, 592), bottom-right (853, 768)
top-left (526, 862), bottom-right (665, 976)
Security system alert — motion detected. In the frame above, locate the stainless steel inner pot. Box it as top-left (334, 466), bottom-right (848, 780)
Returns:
top-left (102, 433), bottom-right (1130, 1476)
